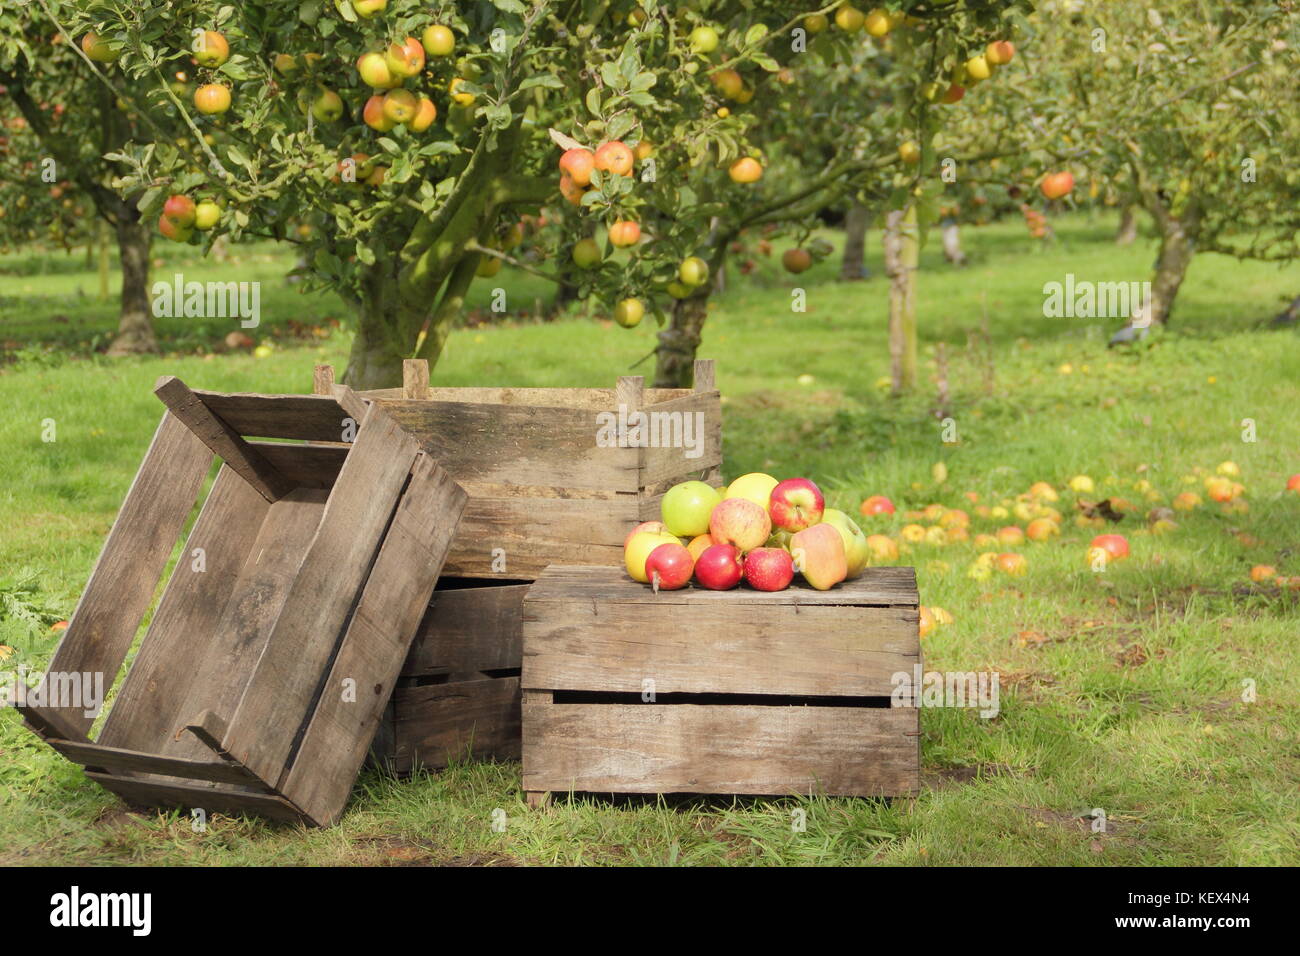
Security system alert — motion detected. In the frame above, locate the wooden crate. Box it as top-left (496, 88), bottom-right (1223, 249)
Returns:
top-left (311, 358), bottom-right (722, 579)
top-left (17, 376), bottom-right (467, 827)
top-left (520, 565), bottom-right (921, 804)
top-left (370, 579), bottom-right (526, 774)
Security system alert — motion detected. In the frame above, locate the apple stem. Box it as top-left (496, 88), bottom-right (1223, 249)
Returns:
top-left (651, 570), bottom-right (660, 594)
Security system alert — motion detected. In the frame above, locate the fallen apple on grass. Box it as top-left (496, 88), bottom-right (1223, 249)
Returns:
top-left (859, 494), bottom-right (895, 517)
top-left (1091, 533), bottom-right (1129, 561)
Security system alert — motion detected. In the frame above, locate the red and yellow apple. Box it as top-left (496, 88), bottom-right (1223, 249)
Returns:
top-left (645, 542), bottom-right (694, 591)
top-left (859, 495), bottom-right (895, 517)
top-left (709, 497), bottom-right (771, 552)
top-left (743, 548), bottom-right (794, 592)
top-left (789, 523), bottom-right (847, 590)
top-left (624, 529), bottom-right (680, 583)
top-left (768, 477), bottom-right (824, 532)
top-left (821, 508), bottom-right (870, 578)
top-left (1091, 533), bottom-right (1129, 561)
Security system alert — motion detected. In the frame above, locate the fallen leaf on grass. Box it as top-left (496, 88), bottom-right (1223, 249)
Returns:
top-left (1015, 630), bottom-right (1049, 648)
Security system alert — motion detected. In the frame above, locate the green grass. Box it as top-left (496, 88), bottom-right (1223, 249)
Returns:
top-left (2, 213), bottom-right (1298, 866)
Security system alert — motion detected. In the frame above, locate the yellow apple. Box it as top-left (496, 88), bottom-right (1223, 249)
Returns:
top-left (724, 472), bottom-right (779, 512)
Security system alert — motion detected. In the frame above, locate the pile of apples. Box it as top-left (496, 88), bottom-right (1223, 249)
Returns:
top-left (623, 473), bottom-right (871, 592)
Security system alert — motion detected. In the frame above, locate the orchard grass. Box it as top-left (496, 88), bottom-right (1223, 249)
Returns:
top-left (2, 213), bottom-right (1297, 866)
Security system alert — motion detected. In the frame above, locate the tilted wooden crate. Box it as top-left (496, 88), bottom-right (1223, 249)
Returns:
top-left (520, 565), bottom-right (922, 804)
top-left (314, 358), bottom-right (722, 579)
top-left (17, 377), bottom-right (466, 827)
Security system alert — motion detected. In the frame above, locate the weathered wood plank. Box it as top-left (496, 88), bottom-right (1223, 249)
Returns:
top-left (98, 466), bottom-right (270, 754)
top-left (160, 488), bottom-right (330, 763)
top-left (375, 399), bottom-right (641, 492)
top-left (403, 359), bottom-right (431, 399)
top-left (85, 772), bottom-right (310, 826)
top-left (49, 739), bottom-right (265, 787)
top-left (523, 603), bottom-right (917, 697)
top-left (521, 702), bottom-right (919, 797)
top-left (190, 389), bottom-right (353, 442)
top-left (363, 386), bottom-right (697, 409)
top-left (282, 453), bottom-right (466, 826)
top-left (22, 411), bottom-right (212, 739)
top-left (248, 441), bottom-right (348, 488)
top-left (692, 359), bottom-right (715, 392)
top-left (639, 390), bottom-right (723, 488)
top-left (524, 564), bottom-right (920, 606)
top-left (221, 403), bottom-right (421, 787)
top-left (402, 582), bottom-right (528, 677)
top-left (381, 676), bottom-right (521, 774)
top-left (154, 376), bottom-right (295, 502)
top-left (312, 365), bottom-right (335, 396)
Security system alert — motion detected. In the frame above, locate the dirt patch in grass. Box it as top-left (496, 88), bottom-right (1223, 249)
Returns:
top-left (923, 763), bottom-right (1018, 791)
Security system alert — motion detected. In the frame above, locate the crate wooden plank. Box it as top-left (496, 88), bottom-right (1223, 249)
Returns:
top-left (359, 385), bottom-right (696, 409)
top-left (84, 772), bottom-right (309, 826)
top-left (48, 740), bottom-right (265, 788)
top-left (523, 603), bottom-right (917, 697)
top-left (638, 390), bottom-right (723, 488)
top-left (376, 399), bottom-right (641, 492)
top-left (21, 411), bottom-right (212, 740)
top-left (282, 453), bottom-right (467, 826)
top-left (191, 389), bottom-right (353, 442)
top-left (385, 677), bottom-right (522, 774)
top-left (524, 564), bottom-right (920, 607)
top-left (443, 496), bottom-right (635, 578)
top-left (403, 582), bottom-right (528, 677)
top-left (98, 466), bottom-right (270, 754)
top-left (521, 701), bottom-right (919, 797)
top-left (154, 376), bottom-right (295, 502)
top-left (219, 403), bottom-right (421, 788)
top-left (248, 442), bottom-right (348, 488)
top-left (160, 488), bottom-right (330, 763)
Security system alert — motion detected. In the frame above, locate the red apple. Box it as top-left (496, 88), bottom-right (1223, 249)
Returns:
top-left (859, 495), bottom-right (895, 517)
top-left (1286, 474), bottom-right (1300, 493)
top-left (1040, 171), bottom-right (1075, 200)
top-left (709, 497), bottom-right (771, 552)
top-left (1090, 533), bottom-right (1129, 561)
top-left (645, 542), bottom-right (694, 591)
top-left (694, 544), bottom-right (744, 590)
top-left (743, 548), bottom-right (794, 591)
top-left (768, 477), bottom-right (825, 532)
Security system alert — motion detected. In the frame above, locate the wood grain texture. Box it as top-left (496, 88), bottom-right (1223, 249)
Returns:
top-left (381, 676), bottom-right (521, 774)
top-left (249, 442), bottom-right (348, 488)
top-left (376, 399), bottom-right (641, 492)
top-left (403, 359), bottom-right (431, 399)
top-left (154, 375), bottom-right (295, 502)
top-left (639, 390), bottom-right (723, 488)
top-left (524, 564), bottom-right (920, 607)
top-left (97, 466), bottom-right (270, 754)
top-left (402, 582), bottom-right (528, 677)
top-left (49, 739), bottom-right (265, 788)
top-left (221, 402), bottom-right (421, 787)
top-left (190, 389), bottom-right (353, 442)
top-left (363, 386), bottom-right (696, 409)
top-left (85, 772), bottom-right (310, 826)
top-left (692, 359), bottom-right (715, 392)
top-left (524, 602), bottom-right (918, 697)
top-left (312, 365), bottom-right (335, 395)
top-left (283, 453), bottom-right (467, 825)
top-left (522, 702), bottom-right (919, 797)
top-left (23, 411), bottom-right (212, 739)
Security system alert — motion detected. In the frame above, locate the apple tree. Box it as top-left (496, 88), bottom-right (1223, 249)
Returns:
top-left (1001, 0), bottom-right (1300, 328)
top-left (64, 0), bottom-right (1029, 388)
top-left (0, 13), bottom-right (176, 354)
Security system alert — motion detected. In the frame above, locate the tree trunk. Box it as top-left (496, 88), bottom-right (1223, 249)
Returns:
top-left (105, 219), bottom-right (156, 355)
top-left (840, 201), bottom-right (870, 280)
top-left (941, 218), bottom-right (966, 265)
top-left (654, 294), bottom-right (709, 388)
top-left (883, 206), bottom-right (918, 394)
top-left (97, 219), bottom-right (111, 301)
top-left (1115, 204), bottom-right (1138, 245)
top-left (1144, 214), bottom-right (1197, 326)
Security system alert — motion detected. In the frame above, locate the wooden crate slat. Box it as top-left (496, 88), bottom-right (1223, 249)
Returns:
top-left (359, 386), bottom-right (696, 409)
top-left (282, 453), bottom-right (467, 826)
top-left (376, 399), bottom-right (641, 492)
top-left (521, 701), bottom-right (919, 797)
top-left (190, 390), bottom-right (353, 442)
top-left (523, 603), bottom-right (917, 697)
top-left (441, 496), bottom-right (635, 578)
top-left (154, 376), bottom-right (295, 502)
top-left (48, 739), bottom-right (266, 788)
top-left (97, 466), bottom-right (271, 754)
top-left (524, 564), bottom-right (920, 606)
top-left (247, 441), bottom-right (349, 488)
top-left (220, 403), bottom-right (421, 788)
top-left (402, 582), bottom-right (528, 677)
top-left (382, 676), bottom-right (522, 774)
top-left (22, 411), bottom-right (213, 740)
top-left (157, 488), bottom-right (330, 763)
top-left (85, 772), bottom-right (309, 826)
top-left (638, 389), bottom-right (723, 488)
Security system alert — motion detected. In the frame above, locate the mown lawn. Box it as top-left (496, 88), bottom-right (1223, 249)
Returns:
top-left (2, 213), bottom-right (1298, 865)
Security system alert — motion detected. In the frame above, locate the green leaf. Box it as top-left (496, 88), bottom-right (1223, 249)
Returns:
top-left (519, 74), bottom-right (564, 91)
top-left (752, 53), bottom-right (780, 72)
top-left (585, 87), bottom-right (603, 117)
top-left (606, 113), bottom-right (637, 142)
top-left (600, 62), bottom-right (626, 90)
top-left (492, 0), bottom-right (527, 13)
top-left (744, 24), bottom-right (769, 47)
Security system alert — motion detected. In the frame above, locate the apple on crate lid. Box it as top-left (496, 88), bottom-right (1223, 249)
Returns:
top-left (769, 477), bottom-right (824, 532)
top-left (659, 480), bottom-right (722, 538)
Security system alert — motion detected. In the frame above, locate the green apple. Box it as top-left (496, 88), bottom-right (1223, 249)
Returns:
top-left (660, 480), bottom-right (723, 537)
top-left (821, 508), bottom-right (870, 579)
